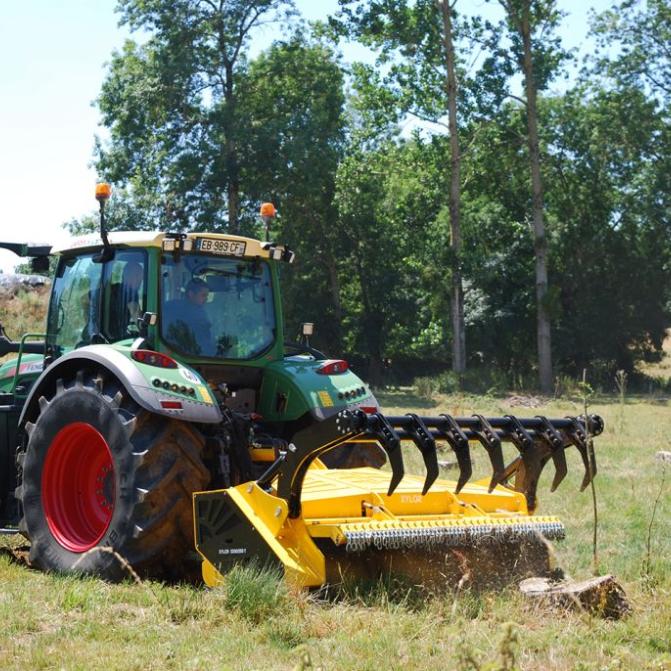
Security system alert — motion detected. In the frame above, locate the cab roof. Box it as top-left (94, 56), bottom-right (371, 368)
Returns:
top-left (51, 231), bottom-right (294, 263)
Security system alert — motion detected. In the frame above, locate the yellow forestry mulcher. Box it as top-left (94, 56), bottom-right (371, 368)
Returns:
top-left (194, 409), bottom-right (602, 589)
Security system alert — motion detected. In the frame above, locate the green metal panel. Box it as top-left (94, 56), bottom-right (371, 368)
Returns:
top-left (0, 354), bottom-right (44, 395)
top-left (258, 359), bottom-right (372, 422)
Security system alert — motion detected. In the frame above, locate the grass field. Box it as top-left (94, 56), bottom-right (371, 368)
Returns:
top-left (1, 289), bottom-right (670, 669)
top-left (1, 388), bottom-right (670, 670)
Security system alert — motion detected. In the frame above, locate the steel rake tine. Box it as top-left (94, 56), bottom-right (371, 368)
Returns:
top-left (437, 414), bottom-right (472, 493)
top-left (404, 413), bottom-right (439, 495)
top-left (471, 414), bottom-right (506, 492)
top-left (564, 417), bottom-right (594, 491)
top-left (366, 413), bottom-right (405, 496)
top-left (504, 414), bottom-right (544, 512)
top-left (580, 415), bottom-right (598, 483)
top-left (535, 415), bottom-right (568, 492)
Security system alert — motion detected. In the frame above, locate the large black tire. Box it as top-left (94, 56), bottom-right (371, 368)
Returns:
top-left (16, 369), bottom-right (209, 581)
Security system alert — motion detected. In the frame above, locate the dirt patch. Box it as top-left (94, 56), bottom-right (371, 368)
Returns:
top-left (504, 395), bottom-right (547, 408)
top-left (0, 543), bottom-right (31, 568)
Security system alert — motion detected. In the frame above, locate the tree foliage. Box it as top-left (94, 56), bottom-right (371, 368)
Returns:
top-left (84, 0), bottom-right (671, 390)
top-left (96, 0), bottom-right (296, 232)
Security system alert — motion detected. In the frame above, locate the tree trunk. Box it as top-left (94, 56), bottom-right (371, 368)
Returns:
top-left (224, 62), bottom-right (240, 233)
top-left (326, 253), bottom-right (344, 357)
top-left (438, 0), bottom-right (466, 375)
top-left (519, 4), bottom-right (553, 393)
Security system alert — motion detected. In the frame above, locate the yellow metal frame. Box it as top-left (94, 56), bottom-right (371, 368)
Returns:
top-left (195, 465), bottom-right (561, 589)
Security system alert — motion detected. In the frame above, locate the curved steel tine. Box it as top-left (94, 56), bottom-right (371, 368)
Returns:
top-left (564, 417), bottom-right (596, 491)
top-left (504, 414), bottom-right (543, 512)
top-left (437, 414), bottom-right (472, 493)
top-left (535, 415), bottom-right (568, 492)
top-left (366, 413), bottom-right (404, 495)
top-left (472, 414), bottom-right (506, 492)
top-left (404, 413), bottom-right (439, 495)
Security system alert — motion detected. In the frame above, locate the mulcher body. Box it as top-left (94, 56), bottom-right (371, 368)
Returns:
top-left (0, 229), bottom-right (602, 587)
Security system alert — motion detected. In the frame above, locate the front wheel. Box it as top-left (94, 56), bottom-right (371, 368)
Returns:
top-left (17, 369), bottom-right (209, 580)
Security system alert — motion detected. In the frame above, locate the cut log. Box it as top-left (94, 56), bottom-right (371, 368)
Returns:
top-left (519, 575), bottom-right (630, 619)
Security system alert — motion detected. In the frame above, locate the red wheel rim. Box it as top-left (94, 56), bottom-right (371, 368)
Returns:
top-left (42, 422), bottom-right (115, 552)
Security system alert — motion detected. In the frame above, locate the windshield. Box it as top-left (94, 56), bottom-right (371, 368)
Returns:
top-left (160, 254), bottom-right (276, 360)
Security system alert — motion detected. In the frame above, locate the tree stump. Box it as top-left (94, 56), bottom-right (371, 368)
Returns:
top-left (519, 575), bottom-right (630, 619)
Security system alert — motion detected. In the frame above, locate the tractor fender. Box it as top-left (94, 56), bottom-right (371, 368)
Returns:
top-left (19, 346), bottom-right (222, 429)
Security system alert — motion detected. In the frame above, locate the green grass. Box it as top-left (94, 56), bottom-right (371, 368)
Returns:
top-left (1, 390), bottom-right (670, 670)
top-left (1, 291), bottom-right (670, 668)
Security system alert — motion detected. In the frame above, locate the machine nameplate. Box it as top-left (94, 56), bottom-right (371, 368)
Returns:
top-left (196, 238), bottom-right (247, 257)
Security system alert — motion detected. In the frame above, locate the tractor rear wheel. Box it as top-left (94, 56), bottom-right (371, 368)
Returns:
top-left (17, 369), bottom-right (209, 581)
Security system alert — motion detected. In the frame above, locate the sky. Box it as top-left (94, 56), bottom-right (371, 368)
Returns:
top-left (0, 0), bottom-right (613, 274)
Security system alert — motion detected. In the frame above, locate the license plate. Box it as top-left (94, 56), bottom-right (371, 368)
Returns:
top-left (196, 238), bottom-right (247, 257)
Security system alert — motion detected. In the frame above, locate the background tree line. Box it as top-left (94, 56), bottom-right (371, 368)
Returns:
top-left (75, 0), bottom-right (670, 391)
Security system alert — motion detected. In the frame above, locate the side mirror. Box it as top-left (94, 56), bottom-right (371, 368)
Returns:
top-left (137, 312), bottom-right (157, 341)
top-left (138, 312), bottom-right (158, 328)
top-left (31, 256), bottom-right (50, 273)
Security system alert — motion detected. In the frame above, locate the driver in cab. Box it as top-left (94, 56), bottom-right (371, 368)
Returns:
top-left (164, 277), bottom-right (215, 356)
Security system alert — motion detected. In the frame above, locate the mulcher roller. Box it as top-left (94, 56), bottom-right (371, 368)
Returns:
top-left (194, 410), bottom-right (603, 589)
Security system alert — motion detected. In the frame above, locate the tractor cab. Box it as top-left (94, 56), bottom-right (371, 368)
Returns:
top-left (47, 231), bottom-right (288, 363)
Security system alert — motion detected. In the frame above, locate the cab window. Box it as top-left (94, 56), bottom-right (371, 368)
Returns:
top-left (160, 253), bottom-right (275, 359)
top-left (47, 254), bottom-right (103, 355)
top-left (47, 251), bottom-right (147, 356)
top-left (101, 251), bottom-right (147, 342)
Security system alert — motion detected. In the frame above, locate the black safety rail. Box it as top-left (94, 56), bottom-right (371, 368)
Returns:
top-left (257, 410), bottom-right (603, 518)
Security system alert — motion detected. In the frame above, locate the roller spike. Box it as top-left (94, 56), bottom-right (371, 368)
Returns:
top-left (55, 378), bottom-right (64, 394)
top-left (24, 421), bottom-right (35, 436)
top-left (16, 452), bottom-right (25, 468)
top-left (75, 370), bottom-right (84, 387)
top-left (14, 486), bottom-right (23, 500)
top-left (136, 487), bottom-right (149, 503)
top-left (38, 396), bottom-right (49, 412)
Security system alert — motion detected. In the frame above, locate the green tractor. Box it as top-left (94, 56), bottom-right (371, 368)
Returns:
top-left (0, 186), bottom-right (602, 587)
